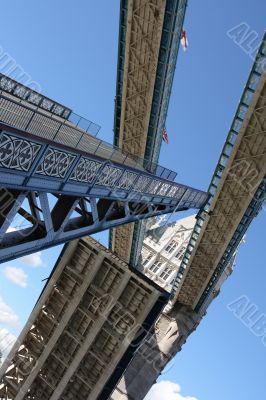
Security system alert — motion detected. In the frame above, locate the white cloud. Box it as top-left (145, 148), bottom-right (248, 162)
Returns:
top-left (21, 251), bottom-right (42, 268)
top-left (7, 226), bottom-right (17, 233)
top-left (0, 297), bottom-right (19, 327)
top-left (3, 266), bottom-right (28, 288)
top-left (0, 328), bottom-right (17, 359)
top-left (144, 381), bottom-right (198, 400)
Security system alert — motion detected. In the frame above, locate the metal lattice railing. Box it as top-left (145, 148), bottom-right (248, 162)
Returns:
top-left (0, 89), bottom-right (177, 181)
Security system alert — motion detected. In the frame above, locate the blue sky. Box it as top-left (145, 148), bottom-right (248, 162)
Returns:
top-left (0, 1), bottom-right (265, 400)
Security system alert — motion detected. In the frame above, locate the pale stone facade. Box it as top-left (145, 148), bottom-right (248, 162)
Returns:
top-left (109, 221), bottom-right (237, 400)
top-left (110, 302), bottom-right (199, 400)
top-left (137, 215), bottom-right (196, 292)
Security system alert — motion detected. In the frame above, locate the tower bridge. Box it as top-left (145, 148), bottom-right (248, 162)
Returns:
top-left (0, 2), bottom-right (265, 400)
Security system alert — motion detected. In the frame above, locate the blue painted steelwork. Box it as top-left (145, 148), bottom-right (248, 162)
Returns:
top-left (0, 122), bottom-right (207, 264)
top-left (0, 74), bottom-right (101, 135)
top-left (111, 0), bottom-right (188, 265)
top-left (0, 87), bottom-right (177, 181)
top-left (0, 126), bottom-right (206, 206)
top-left (0, 75), bottom-right (208, 264)
top-left (0, 191), bottom-right (185, 265)
top-left (171, 32), bottom-right (266, 306)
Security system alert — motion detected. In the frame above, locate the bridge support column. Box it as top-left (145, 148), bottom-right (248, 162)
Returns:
top-left (110, 303), bottom-right (200, 400)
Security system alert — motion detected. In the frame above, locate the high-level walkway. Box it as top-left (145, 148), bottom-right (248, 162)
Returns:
top-left (173, 33), bottom-right (266, 310)
top-left (0, 74), bottom-right (206, 263)
top-left (1, 5), bottom-right (265, 400)
top-left (110, 0), bottom-right (187, 265)
top-left (106, 33), bottom-right (266, 400)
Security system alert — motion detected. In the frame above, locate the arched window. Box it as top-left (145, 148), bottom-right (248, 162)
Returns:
top-left (175, 246), bottom-right (186, 260)
top-left (143, 253), bottom-right (153, 266)
top-left (160, 267), bottom-right (172, 280)
top-left (170, 277), bottom-right (176, 286)
top-left (149, 260), bottom-right (163, 273)
top-left (165, 240), bottom-right (178, 253)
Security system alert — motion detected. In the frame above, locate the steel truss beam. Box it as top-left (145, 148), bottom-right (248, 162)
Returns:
top-left (0, 190), bottom-right (182, 264)
top-left (173, 34), bottom-right (266, 308)
top-left (195, 177), bottom-right (266, 312)
top-left (112, 0), bottom-right (188, 264)
top-left (119, 0), bottom-right (165, 157)
top-left (0, 124), bottom-right (207, 263)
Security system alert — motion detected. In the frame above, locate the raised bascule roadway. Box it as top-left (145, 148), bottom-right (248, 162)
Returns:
top-left (0, 2), bottom-right (265, 400)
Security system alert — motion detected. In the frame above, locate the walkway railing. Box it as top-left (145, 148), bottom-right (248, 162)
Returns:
top-left (0, 86), bottom-right (177, 181)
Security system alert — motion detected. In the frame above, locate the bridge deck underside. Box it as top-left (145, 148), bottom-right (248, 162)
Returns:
top-left (0, 237), bottom-right (165, 400)
top-left (118, 0), bottom-right (165, 157)
top-left (112, 0), bottom-right (166, 262)
top-left (176, 69), bottom-right (266, 308)
top-left (112, 0), bottom-right (187, 264)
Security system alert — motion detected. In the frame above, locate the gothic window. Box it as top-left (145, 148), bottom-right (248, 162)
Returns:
top-left (160, 267), bottom-right (172, 281)
top-left (143, 253), bottom-right (153, 267)
top-left (175, 246), bottom-right (186, 260)
top-left (165, 240), bottom-right (178, 253)
top-left (149, 260), bottom-right (163, 273)
top-left (141, 248), bottom-right (149, 258)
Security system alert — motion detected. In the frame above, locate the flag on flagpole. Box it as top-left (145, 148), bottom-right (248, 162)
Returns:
top-left (163, 127), bottom-right (169, 144)
top-left (181, 29), bottom-right (188, 51)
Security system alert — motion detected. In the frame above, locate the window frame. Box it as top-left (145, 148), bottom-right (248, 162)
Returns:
top-left (165, 240), bottom-right (179, 254)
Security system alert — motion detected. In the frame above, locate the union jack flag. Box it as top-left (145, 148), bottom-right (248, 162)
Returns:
top-left (163, 127), bottom-right (169, 144)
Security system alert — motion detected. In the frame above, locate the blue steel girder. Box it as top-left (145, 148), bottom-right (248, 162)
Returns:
top-left (0, 124), bottom-right (208, 263)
